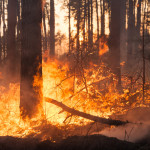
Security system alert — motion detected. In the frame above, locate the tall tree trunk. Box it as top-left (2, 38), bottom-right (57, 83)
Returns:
top-left (20, 0), bottom-right (43, 119)
top-left (101, 0), bottom-right (105, 35)
top-left (43, 7), bottom-right (47, 52)
top-left (96, 0), bottom-right (99, 41)
top-left (50, 0), bottom-right (55, 56)
top-left (127, 0), bottom-right (135, 64)
top-left (0, 0), bottom-right (2, 65)
top-left (69, 0), bottom-right (71, 53)
top-left (2, 0), bottom-right (6, 62)
top-left (17, 0), bottom-right (21, 37)
top-left (120, 0), bottom-right (127, 62)
top-left (136, 0), bottom-right (141, 37)
top-left (7, 0), bottom-right (17, 79)
top-left (76, 0), bottom-right (81, 62)
top-left (17, 0), bottom-right (21, 52)
top-left (88, 0), bottom-right (91, 50)
top-left (96, 0), bottom-right (99, 52)
top-left (83, 0), bottom-right (86, 53)
top-left (135, 0), bottom-right (141, 51)
top-left (90, 0), bottom-right (93, 47)
top-left (110, 0), bottom-right (121, 87)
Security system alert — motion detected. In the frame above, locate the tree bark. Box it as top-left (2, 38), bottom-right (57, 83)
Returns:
top-left (90, 0), bottom-right (93, 47)
top-left (101, 0), bottom-right (105, 35)
top-left (135, 0), bottom-right (141, 51)
top-left (120, 0), bottom-right (127, 63)
top-left (88, 0), bottom-right (91, 50)
top-left (43, 6), bottom-right (47, 52)
top-left (76, 0), bottom-right (81, 62)
top-left (45, 97), bottom-right (128, 126)
top-left (7, 0), bottom-right (17, 79)
top-left (96, 0), bottom-right (99, 41)
top-left (83, 0), bottom-right (86, 53)
top-left (2, 0), bottom-right (6, 62)
top-left (0, 0), bottom-right (2, 65)
top-left (20, 0), bottom-right (43, 119)
top-left (50, 0), bottom-right (55, 56)
top-left (109, 0), bottom-right (121, 87)
top-left (127, 0), bottom-right (135, 65)
top-left (69, 0), bottom-right (71, 53)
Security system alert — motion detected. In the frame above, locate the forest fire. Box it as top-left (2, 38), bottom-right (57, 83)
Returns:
top-left (0, 0), bottom-right (150, 149)
top-left (0, 56), bottom-right (149, 139)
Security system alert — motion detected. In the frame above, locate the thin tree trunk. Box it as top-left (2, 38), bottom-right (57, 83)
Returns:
top-left (43, 7), bottom-right (47, 51)
top-left (83, 0), bottom-right (86, 53)
top-left (127, 0), bottom-right (135, 64)
top-left (50, 0), bottom-right (55, 56)
top-left (96, 0), bottom-right (99, 40)
top-left (2, 0), bottom-right (6, 62)
top-left (101, 0), bottom-right (105, 35)
top-left (90, 0), bottom-right (93, 47)
top-left (76, 0), bottom-right (81, 61)
top-left (110, 0), bottom-right (121, 87)
top-left (17, 0), bottom-right (21, 50)
top-left (0, 0), bottom-right (2, 64)
top-left (136, 0), bottom-right (141, 37)
top-left (20, 0), bottom-right (43, 119)
top-left (120, 0), bottom-right (126, 62)
top-left (88, 0), bottom-right (91, 50)
top-left (96, 0), bottom-right (99, 52)
top-left (69, 0), bottom-right (71, 53)
top-left (136, 0), bottom-right (141, 51)
top-left (7, 0), bottom-right (17, 79)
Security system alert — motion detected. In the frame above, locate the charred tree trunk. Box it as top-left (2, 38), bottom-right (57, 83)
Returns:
top-left (50, 0), bottom-right (55, 56)
top-left (110, 0), bottom-right (121, 87)
top-left (7, 0), bottom-right (17, 80)
top-left (20, 0), bottom-right (43, 119)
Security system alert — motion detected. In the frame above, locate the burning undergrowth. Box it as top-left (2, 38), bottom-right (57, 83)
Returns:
top-left (0, 55), bottom-right (150, 141)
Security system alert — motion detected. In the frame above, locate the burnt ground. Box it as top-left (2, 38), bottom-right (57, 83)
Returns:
top-left (0, 134), bottom-right (150, 150)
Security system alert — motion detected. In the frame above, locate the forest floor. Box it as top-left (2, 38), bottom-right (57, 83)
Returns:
top-left (1, 107), bottom-right (150, 150)
top-left (0, 134), bottom-right (150, 150)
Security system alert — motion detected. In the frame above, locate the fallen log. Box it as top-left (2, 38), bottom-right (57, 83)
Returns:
top-left (45, 97), bottom-right (129, 126)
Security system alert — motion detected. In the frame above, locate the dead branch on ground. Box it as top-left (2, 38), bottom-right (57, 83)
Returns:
top-left (45, 97), bottom-right (129, 126)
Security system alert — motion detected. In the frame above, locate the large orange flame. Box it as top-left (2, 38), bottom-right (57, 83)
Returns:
top-left (0, 54), bottom-right (149, 139)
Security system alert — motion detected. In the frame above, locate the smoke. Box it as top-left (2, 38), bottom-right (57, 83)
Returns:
top-left (93, 107), bottom-right (150, 143)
